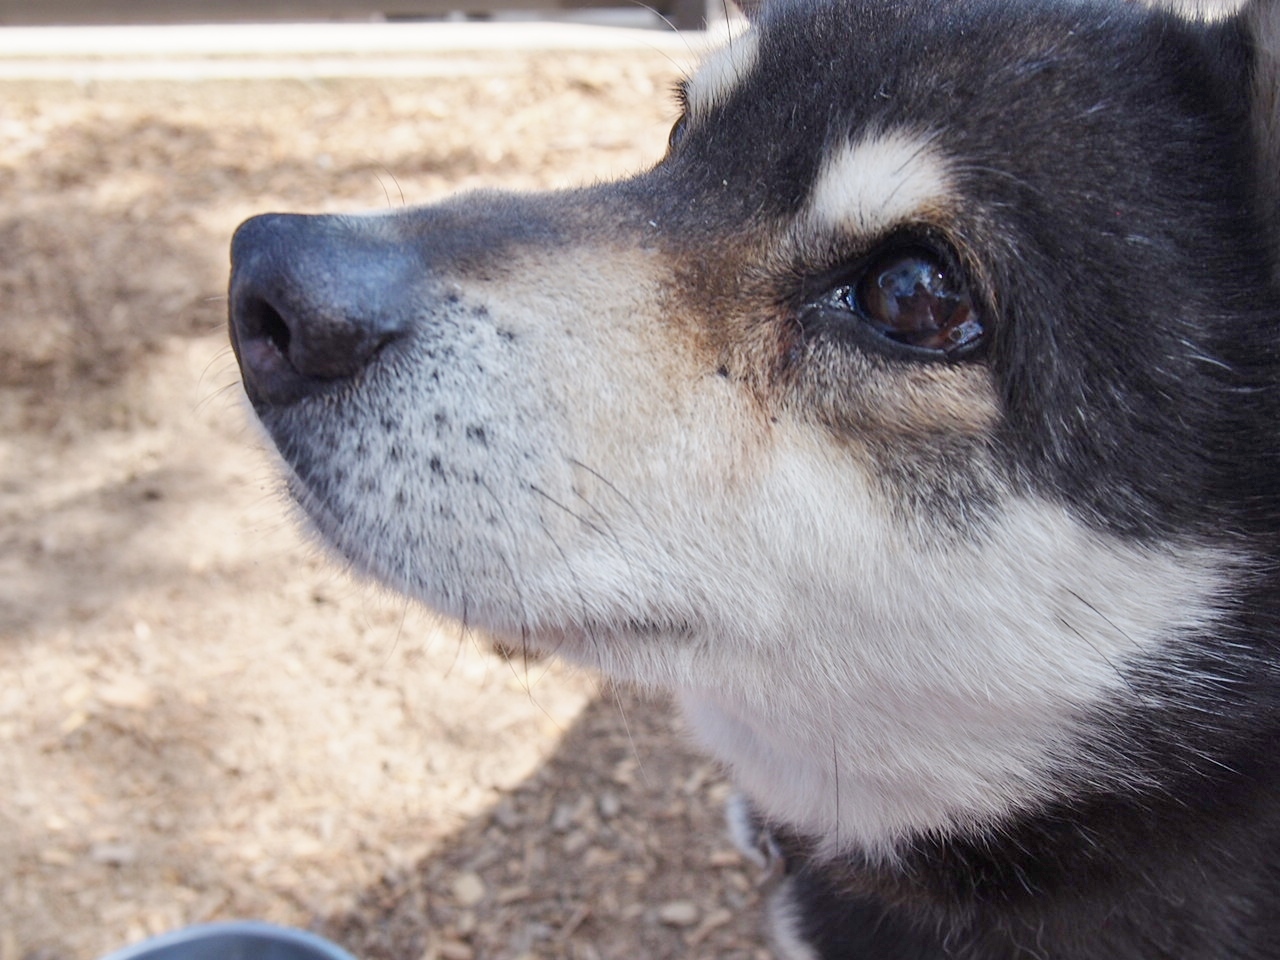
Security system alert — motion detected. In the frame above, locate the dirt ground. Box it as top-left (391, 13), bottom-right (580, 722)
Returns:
top-left (0, 39), bottom-right (774, 960)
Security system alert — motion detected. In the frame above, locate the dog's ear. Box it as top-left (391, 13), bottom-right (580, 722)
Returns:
top-left (1247, 0), bottom-right (1280, 222)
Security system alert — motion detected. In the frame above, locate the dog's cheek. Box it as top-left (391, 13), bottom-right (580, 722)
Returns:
top-left (784, 345), bottom-right (1006, 533)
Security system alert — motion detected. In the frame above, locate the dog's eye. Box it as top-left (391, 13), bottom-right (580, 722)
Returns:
top-left (667, 115), bottom-right (689, 152)
top-left (816, 249), bottom-right (983, 358)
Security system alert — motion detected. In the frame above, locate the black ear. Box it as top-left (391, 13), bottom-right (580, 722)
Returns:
top-left (1247, 0), bottom-right (1280, 224)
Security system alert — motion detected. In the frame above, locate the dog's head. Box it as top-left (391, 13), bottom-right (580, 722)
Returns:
top-left (230, 0), bottom-right (1280, 851)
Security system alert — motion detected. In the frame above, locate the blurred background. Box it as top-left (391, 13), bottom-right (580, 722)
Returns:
top-left (0, 0), bottom-right (712, 30)
top-left (0, 7), bottom-right (771, 959)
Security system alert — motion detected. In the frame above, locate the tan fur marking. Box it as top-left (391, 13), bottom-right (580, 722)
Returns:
top-left (871, 363), bottom-right (1000, 436)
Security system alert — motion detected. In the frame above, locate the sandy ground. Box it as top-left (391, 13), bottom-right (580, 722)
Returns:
top-left (0, 37), bottom-right (772, 960)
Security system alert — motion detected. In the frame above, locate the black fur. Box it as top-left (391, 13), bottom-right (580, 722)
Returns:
top-left (703, 1), bottom-right (1280, 955)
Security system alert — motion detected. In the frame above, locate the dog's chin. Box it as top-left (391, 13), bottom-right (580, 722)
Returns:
top-left (497, 619), bottom-right (701, 667)
top-left (280, 466), bottom-right (699, 660)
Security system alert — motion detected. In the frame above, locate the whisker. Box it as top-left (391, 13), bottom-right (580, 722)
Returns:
top-left (606, 679), bottom-right (650, 787)
top-left (375, 164), bottom-right (407, 208)
top-left (529, 483), bottom-right (614, 540)
top-left (532, 509), bottom-right (596, 642)
top-left (476, 476), bottom-right (536, 628)
top-left (1062, 588), bottom-right (1145, 699)
top-left (192, 378), bottom-right (245, 416)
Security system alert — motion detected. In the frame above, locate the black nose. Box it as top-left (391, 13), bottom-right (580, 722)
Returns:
top-left (228, 212), bottom-right (416, 407)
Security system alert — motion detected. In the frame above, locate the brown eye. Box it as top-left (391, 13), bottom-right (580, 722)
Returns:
top-left (857, 252), bottom-right (981, 352)
top-left (820, 249), bottom-right (983, 358)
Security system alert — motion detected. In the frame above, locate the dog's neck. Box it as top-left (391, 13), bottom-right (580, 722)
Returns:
top-left (582, 485), bottom-right (1235, 857)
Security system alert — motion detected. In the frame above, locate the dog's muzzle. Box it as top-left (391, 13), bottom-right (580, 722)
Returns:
top-left (228, 212), bottom-right (417, 408)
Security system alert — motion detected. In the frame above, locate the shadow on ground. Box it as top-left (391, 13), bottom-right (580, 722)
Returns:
top-left (319, 687), bottom-right (772, 960)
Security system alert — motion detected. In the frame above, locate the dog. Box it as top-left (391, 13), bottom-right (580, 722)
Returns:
top-left (227, 0), bottom-right (1280, 955)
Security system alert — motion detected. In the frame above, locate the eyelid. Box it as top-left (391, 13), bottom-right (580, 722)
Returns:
top-left (803, 231), bottom-right (963, 298)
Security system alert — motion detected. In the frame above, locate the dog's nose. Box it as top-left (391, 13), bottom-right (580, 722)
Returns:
top-left (228, 212), bottom-right (415, 407)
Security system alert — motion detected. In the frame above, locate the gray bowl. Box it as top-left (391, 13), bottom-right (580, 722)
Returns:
top-left (98, 923), bottom-right (358, 960)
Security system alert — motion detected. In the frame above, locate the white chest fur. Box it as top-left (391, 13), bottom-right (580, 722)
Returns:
top-left (652, 492), bottom-right (1231, 856)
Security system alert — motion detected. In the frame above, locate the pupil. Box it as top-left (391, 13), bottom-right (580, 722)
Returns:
top-left (862, 255), bottom-right (946, 339)
top-left (852, 251), bottom-right (981, 354)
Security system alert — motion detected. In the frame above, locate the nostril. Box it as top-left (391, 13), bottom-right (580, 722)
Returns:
top-left (230, 289), bottom-right (294, 367)
top-left (259, 300), bottom-right (292, 359)
top-left (230, 291), bottom-right (309, 406)
top-left (230, 282), bottom-right (407, 407)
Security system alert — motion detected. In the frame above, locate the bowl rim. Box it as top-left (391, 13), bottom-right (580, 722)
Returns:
top-left (97, 921), bottom-right (358, 960)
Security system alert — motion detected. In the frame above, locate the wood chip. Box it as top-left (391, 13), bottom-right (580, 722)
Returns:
top-left (438, 941), bottom-right (474, 960)
top-left (98, 677), bottom-right (156, 711)
top-left (90, 843), bottom-right (138, 867)
top-left (657, 900), bottom-right (700, 927)
top-left (452, 871), bottom-right (486, 908)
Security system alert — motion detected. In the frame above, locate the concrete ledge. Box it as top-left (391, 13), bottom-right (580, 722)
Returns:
top-left (0, 20), bottom-right (725, 54)
top-left (0, 19), bottom-right (734, 79)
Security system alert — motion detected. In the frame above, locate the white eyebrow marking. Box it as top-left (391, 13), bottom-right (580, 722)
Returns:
top-left (684, 30), bottom-right (760, 119)
top-left (805, 130), bottom-right (954, 236)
